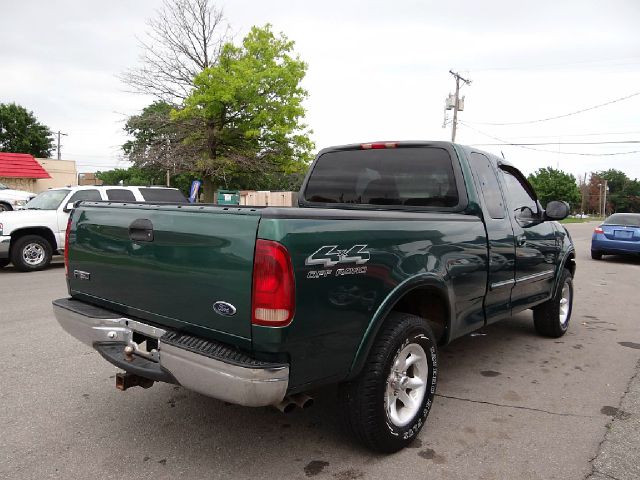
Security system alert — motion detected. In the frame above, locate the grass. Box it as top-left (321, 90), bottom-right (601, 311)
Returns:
top-left (560, 216), bottom-right (604, 224)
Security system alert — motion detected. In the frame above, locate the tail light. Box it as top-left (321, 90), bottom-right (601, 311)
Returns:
top-left (594, 226), bottom-right (604, 234)
top-left (252, 239), bottom-right (295, 327)
top-left (64, 216), bottom-right (72, 277)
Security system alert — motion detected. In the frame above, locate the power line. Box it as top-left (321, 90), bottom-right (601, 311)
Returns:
top-left (472, 140), bottom-right (640, 146)
top-left (471, 55), bottom-right (640, 72)
top-left (459, 121), bottom-right (640, 156)
top-left (463, 91), bottom-right (640, 126)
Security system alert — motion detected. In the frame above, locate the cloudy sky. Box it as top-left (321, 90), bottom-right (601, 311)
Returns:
top-left (2, 0), bottom-right (639, 181)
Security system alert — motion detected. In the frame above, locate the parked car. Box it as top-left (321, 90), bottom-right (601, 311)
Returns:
top-left (0, 182), bottom-right (36, 211)
top-left (53, 141), bottom-right (575, 452)
top-left (0, 185), bottom-right (187, 271)
top-left (591, 212), bottom-right (640, 260)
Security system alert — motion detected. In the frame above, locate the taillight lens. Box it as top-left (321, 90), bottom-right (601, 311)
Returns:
top-left (361, 142), bottom-right (397, 150)
top-left (252, 239), bottom-right (295, 327)
top-left (64, 216), bottom-right (72, 277)
top-left (594, 226), bottom-right (604, 234)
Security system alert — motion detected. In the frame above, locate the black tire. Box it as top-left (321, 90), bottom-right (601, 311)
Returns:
top-left (10, 235), bottom-right (53, 272)
top-left (591, 250), bottom-right (602, 260)
top-left (0, 203), bottom-right (12, 212)
top-left (533, 268), bottom-right (573, 338)
top-left (339, 312), bottom-right (438, 453)
top-left (0, 258), bottom-right (9, 268)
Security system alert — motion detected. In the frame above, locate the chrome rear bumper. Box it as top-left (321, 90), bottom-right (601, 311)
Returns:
top-left (52, 298), bottom-right (289, 407)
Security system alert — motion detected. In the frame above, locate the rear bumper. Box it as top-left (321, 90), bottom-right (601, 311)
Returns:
top-left (52, 298), bottom-right (289, 407)
top-left (0, 235), bottom-right (10, 259)
top-left (592, 237), bottom-right (640, 255)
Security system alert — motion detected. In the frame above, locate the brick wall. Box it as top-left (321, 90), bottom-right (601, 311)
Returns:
top-left (0, 177), bottom-right (36, 193)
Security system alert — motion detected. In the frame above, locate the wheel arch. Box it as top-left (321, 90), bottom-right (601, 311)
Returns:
top-left (10, 227), bottom-right (58, 252)
top-left (553, 248), bottom-right (575, 296)
top-left (0, 201), bottom-right (13, 211)
top-left (347, 275), bottom-right (452, 380)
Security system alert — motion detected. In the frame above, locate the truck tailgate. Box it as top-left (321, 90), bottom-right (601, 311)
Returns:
top-left (67, 203), bottom-right (261, 342)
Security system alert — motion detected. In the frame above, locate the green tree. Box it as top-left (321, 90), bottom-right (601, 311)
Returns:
top-left (0, 103), bottom-right (53, 157)
top-left (175, 25), bottom-right (314, 199)
top-left (596, 169), bottom-right (640, 213)
top-left (527, 167), bottom-right (581, 210)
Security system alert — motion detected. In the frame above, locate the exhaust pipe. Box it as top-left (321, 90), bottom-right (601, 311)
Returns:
top-left (291, 393), bottom-right (314, 409)
top-left (273, 396), bottom-right (297, 413)
top-left (115, 372), bottom-right (154, 391)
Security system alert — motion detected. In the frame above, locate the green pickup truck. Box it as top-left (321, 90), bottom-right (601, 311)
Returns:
top-left (53, 141), bottom-right (575, 452)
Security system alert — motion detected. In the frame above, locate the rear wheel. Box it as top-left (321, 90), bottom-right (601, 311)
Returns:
top-left (10, 235), bottom-right (53, 272)
top-left (339, 312), bottom-right (438, 453)
top-left (591, 250), bottom-right (602, 260)
top-left (533, 269), bottom-right (573, 338)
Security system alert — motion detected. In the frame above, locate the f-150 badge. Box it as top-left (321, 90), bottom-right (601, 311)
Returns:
top-left (305, 244), bottom-right (370, 267)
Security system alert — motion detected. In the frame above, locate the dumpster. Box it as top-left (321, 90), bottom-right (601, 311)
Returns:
top-left (217, 189), bottom-right (240, 205)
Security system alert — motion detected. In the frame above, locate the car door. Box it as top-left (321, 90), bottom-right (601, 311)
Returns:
top-left (468, 152), bottom-right (516, 324)
top-left (57, 189), bottom-right (103, 249)
top-left (499, 166), bottom-right (559, 312)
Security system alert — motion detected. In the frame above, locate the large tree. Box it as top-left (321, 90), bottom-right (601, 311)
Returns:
top-left (121, 0), bottom-right (229, 102)
top-left (175, 25), bottom-right (314, 199)
top-left (592, 169), bottom-right (640, 214)
top-left (0, 103), bottom-right (53, 157)
top-left (527, 167), bottom-right (581, 210)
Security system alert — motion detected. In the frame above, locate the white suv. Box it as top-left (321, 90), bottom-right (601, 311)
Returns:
top-left (0, 185), bottom-right (187, 271)
top-left (0, 182), bottom-right (36, 211)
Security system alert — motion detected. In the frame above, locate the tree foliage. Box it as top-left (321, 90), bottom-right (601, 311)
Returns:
top-left (588, 169), bottom-right (640, 214)
top-left (121, 0), bottom-right (229, 102)
top-left (527, 167), bottom-right (581, 209)
top-left (0, 103), bottom-right (53, 157)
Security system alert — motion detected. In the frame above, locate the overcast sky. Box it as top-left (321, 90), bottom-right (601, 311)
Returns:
top-left (1, 0), bottom-right (639, 181)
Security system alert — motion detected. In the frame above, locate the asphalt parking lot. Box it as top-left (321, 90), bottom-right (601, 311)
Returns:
top-left (1, 222), bottom-right (639, 480)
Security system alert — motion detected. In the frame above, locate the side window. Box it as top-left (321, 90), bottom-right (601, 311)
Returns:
top-left (67, 189), bottom-right (102, 204)
top-left (469, 153), bottom-right (505, 219)
top-left (106, 189), bottom-right (136, 201)
top-left (499, 169), bottom-right (538, 214)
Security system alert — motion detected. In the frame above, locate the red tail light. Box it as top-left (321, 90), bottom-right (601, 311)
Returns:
top-left (361, 142), bottom-right (397, 149)
top-left (594, 226), bottom-right (604, 234)
top-left (252, 239), bottom-right (295, 327)
top-left (64, 217), bottom-right (72, 277)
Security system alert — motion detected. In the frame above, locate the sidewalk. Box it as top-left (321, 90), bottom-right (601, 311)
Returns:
top-left (588, 358), bottom-right (640, 480)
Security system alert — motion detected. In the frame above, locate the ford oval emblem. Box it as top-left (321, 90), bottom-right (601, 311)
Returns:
top-left (213, 301), bottom-right (237, 316)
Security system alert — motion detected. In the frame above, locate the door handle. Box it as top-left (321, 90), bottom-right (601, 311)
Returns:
top-left (129, 218), bottom-right (154, 242)
top-left (516, 235), bottom-right (526, 247)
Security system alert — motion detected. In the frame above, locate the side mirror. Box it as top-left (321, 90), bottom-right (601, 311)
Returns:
top-left (63, 202), bottom-right (75, 213)
top-left (544, 201), bottom-right (570, 221)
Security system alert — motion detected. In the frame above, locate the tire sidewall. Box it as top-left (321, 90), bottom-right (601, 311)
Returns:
top-left (558, 273), bottom-right (573, 333)
top-left (380, 324), bottom-right (438, 445)
top-left (12, 236), bottom-right (52, 271)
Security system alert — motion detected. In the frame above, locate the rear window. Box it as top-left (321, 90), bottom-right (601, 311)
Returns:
top-left (138, 188), bottom-right (187, 203)
top-left (106, 189), bottom-right (136, 201)
top-left (304, 147), bottom-right (459, 207)
top-left (604, 213), bottom-right (640, 226)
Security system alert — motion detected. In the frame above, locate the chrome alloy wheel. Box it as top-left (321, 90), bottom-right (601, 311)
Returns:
top-left (22, 242), bottom-right (45, 266)
top-left (385, 343), bottom-right (429, 427)
top-left (559, 281), bottom-right (571, 327)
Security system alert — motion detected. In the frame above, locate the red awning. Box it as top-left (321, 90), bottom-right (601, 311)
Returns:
top-left (0, 153), bottom-right (51, 179)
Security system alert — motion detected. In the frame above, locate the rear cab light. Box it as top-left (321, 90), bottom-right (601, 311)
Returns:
top-left (252, 239), bottom-right (295, 327)
top-left (361, 142), bottom-right (398, 150)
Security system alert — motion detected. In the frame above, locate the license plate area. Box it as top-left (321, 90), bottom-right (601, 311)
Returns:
top-left (614, 230), bottom-right (633, 240)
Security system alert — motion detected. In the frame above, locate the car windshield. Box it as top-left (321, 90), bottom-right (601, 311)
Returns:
top-left (0, 182), bottom-right (8, 190)
top-left (603, 213), bottom-right (640, 227)
top-left (24, 189), bottom-right (70, 210)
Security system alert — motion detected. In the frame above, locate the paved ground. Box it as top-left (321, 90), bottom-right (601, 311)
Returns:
top-left (1, 222), bottom-right (639, 480)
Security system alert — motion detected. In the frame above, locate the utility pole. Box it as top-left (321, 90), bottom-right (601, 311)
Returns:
top-left (56, 131), bottom-right (68, 160)
top-left (449, 70), bottom-right (471, 142)
top-left (602, 180), bottom-right (608, 217)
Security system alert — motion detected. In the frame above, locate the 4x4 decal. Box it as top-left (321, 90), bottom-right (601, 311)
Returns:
top-left (305, 244), bottom-right (370, 268)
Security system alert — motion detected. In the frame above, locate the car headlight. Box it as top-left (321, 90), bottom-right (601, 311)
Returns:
top-left (10, 200), bottom-right (28, 208)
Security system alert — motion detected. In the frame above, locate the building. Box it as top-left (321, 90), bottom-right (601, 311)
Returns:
top-left (0, 152), bottom-right (50, 192)
top-left (0, 153), bottom-right (78, 193)
top-left (77, 172), bottom-right (104, 186)
top-left (35, 158), bottom-right (77, 192)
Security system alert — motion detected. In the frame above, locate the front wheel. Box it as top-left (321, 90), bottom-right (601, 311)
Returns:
top-left (339, 312), bottom-right (438, 453)
top-left (533, 269), bottom-right (573, 337)
top-left (0, 203), bottom-right (12, 212)
top-left (10, 235), bottom-right (53, 272)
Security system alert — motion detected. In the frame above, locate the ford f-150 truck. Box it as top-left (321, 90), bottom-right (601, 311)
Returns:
top-left (53, 141), bottom-right (575, 452)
